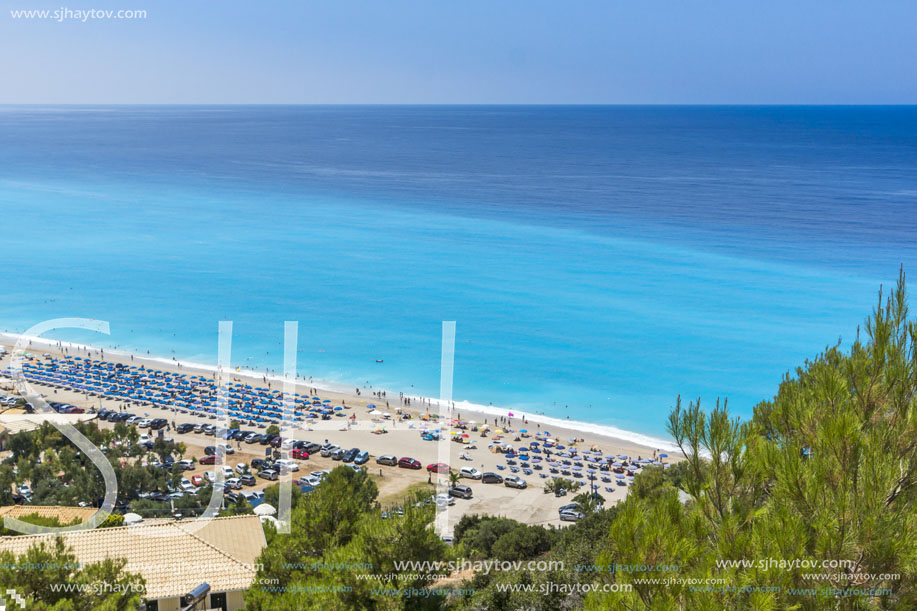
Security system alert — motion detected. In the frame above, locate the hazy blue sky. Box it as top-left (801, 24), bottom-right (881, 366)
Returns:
top-left (1, 0), bottom-right (915, 104)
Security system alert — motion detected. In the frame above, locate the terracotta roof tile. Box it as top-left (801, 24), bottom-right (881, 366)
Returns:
top-left (0, 515), bottom-right (266, 599)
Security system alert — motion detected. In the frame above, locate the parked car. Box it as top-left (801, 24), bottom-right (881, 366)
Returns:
top-left (204, 471), bottom-right (217, 483)
top-left (331, 449), bottom-right (346, 461)
top-left (291, 448), bottom-right (309, 460)
top-left (269, 436), bottom-right (283, 448)
top-left (150, 418), bottom-right (168, 430)
top-left (426, 462), bottom-right (450, 474)
top-left (275, 459), bottom-right (299, 472)
top-left (398, 457), bottom-right (422, 470)
top-left (353, 451), bottom-right (370, 465)
top-left (304, 442), bottom-right (323, 454)
top-left (459, 467), bottom-right (482, 480)
top-left (216, 443), bottom-right (235, 455)
top-left (376, 454), bottom-right (398, 466)
top-left (482, 472), bottom-right (503, 484)
top-left (434, 493), bottom-right (455, 507)
top-left (179, 479), bottom-right (194, 492)
top-left (204, 446), bottom-right (217, 456)
top-left (177, 459), bottom-right (195, 471)
top-left (239, 474), bottom-right (256, 486)
top-left (300, 475), bottom-right (322, 488)
top-left (342, 448), bottom-right (359, 463)
top-left (448, 485), bottom-right (473, 499)
top-left (559, 510), bottom-right (585, 522)
top-left (235, 462), bottom-right (249, 475)
top-left (190, 475), bottom-right (204, 487)
top-left (503, 475), bottom-right (527, 489)
top-left (199, 455), bottom-right (217, 465)
top-left (245, 433), bottom-right (263, 444)
top-left (241, 490), bottom-right (264, 503)
top-left (258, 469), bottom-right (279, 481)
top-left (176, 423), bottom-right (194, 434)
top-left (250, 458), bottom-right (267, 470)
top-left (224, 477), bottom-right (242, 490)
top-left (193, 423), bottom-right (206, 433)
top-left (320, 445), bottom-right (339, 457)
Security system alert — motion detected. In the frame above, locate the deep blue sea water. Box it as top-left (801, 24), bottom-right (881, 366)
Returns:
top-left (1, 105), bottom-right (915, 441)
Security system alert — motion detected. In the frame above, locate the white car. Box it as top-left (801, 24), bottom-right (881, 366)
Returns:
top-left (241, 490), bottom-right (264, 503)
top-left (217, 443), bottom-right (235, 455)
top-left (459, 467), bottom-right (482, 480)
top-left (235, 462), bottom-right (249, 475)
top-left (18, 484), bottom-right (31, 496)
top-left (302, 476), bottom-right (322, 487)
top-left (138, 435), bottom-right (151, 445)
top-left (275, 459), bottom-right (299, 472)
top-left (224, 477), bottom-right (241, 490)
top-left (435, 493), bottom-right (455, 507)
top-left (204, 470), bottom-right (217, 483)
top-left (137, 419), bottom-right (152, 428)
top-left (179, 479), bottom-right (194, 492)
top-left (310, 470), bottom-right (326, 479)
top-left (281, 439), bottom-right (296, 450)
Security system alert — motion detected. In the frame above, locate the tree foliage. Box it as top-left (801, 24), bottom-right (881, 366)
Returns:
top-left (589, 271), bottom-right (917, 610)
top-left (0, 537), bottom-right (144, 610)
top-left (245, 466), bottom-right (447, 610)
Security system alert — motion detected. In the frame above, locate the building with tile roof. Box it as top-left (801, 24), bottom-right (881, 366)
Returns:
top-left (0, 504), bottom-right (98, 523)
top-left (0, 514), bottom-right (266, 610)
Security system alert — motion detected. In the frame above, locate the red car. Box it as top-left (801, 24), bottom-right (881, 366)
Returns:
top-left (199, 455), bottom-right (217, 465)
top-left (190, 475), bottom-right (203, 486)
top-left (398, 457), bottom-right (422, 470)
top-left (291, 449), bottom-right (309, 460)
top-left (426, 462), bottom-right (450, 474)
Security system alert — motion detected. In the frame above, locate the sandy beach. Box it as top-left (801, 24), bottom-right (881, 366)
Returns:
top-left (0, 333), bottom-right (677, 531)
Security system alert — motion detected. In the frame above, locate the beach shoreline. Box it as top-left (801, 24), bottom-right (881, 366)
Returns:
top-left (0, 331), bottom-right (679, 456)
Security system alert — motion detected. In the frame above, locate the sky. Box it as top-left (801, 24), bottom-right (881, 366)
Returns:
top-left (1, 0), bottom-right (915, 104)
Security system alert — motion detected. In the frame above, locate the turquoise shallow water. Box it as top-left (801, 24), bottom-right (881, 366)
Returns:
top-left (0, 106), bottom-right (915, 440)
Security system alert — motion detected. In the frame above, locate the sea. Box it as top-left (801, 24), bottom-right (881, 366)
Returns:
top-left (1, 105), bottom-right (915, 444)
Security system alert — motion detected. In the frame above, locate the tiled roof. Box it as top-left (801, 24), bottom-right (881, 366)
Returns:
top-left (0, 515), bottom-right (266, 599)
top-left (0, 505), bottom-right (98, 523)
top-left (0, 413), bottom-right (91, 434)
